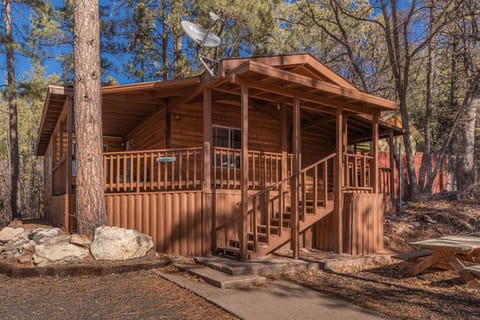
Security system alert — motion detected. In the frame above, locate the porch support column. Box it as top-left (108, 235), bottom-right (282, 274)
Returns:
top-left (281, 104), bottom-right (288, 180)
top-left (291, 97), bottom-right (301, 259)
top-left (203, 88), bottom-right (213, 255)
top-left (65, 95), bottom-right (73, 233)
top-left (334, 107), bottom-right (344, 253)
top-left (388, 129), bottom-right (395, 206)
top-left (372, 113), bottom-right (379, 193)
top-left (239, 86), bottom-right (249, 260)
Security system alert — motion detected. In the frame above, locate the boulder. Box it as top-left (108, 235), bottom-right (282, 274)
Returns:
top-left (33, 242), bottom-right (89, 267)
top-left (30, 228), bottom-right (62, 242)
top-left (90, 226), bottom-right (153, 261)
top-left (0, 227), bottom-right (25, 243)
top-left (70, 234), bottom-right (92, 248)
top-left (36, 234), bottom-right (71, 246)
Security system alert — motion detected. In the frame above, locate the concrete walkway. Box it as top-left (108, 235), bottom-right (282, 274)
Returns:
top-left (156, 270), bottom-right (385, 320)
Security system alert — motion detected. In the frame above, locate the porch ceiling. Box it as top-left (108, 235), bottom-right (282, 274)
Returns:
top-left (36, 77), bottom-right (201, 155)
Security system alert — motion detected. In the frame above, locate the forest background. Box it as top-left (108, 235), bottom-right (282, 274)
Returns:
top-left (0, 0), bottom-right (478, 221)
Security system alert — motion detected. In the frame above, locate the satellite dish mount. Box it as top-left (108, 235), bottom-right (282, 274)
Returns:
top-left (181, 12), bottom-right (224, 77)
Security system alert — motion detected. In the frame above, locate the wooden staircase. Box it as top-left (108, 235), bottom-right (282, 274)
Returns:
top-left (217, 154), bottom-right (336, 260)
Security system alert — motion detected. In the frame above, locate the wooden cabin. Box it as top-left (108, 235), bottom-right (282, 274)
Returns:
top-left (36, 54), bottom-right (400, 260)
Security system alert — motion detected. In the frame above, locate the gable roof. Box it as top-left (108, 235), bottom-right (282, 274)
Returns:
top-left (218, 53), bottom-right (360, 91)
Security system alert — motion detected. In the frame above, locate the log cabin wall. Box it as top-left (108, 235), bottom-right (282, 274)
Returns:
top-left (126, 107), bottom-right (167, 150)
top-left (170, 101), bottom-right (335, 165)
top-left (170, 102), bottom-right (282, 153)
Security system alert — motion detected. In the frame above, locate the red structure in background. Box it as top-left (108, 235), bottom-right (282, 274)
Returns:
top-left (379, 152), bottom-right (447, 200)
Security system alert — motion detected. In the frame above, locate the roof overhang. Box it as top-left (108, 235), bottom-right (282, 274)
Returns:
top-left (221, 60), bottom-right (397, 113)
top-left (36, 77), bottom-right (201, 155)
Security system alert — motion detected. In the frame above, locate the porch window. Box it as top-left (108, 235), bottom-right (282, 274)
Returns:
top-left (212, 126), bottom-right (241, 168)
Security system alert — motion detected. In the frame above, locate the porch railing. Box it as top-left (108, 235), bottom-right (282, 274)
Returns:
top-left (103, 147), bottom-right (203, 193)
top-left (212, 147), bottom-right (293, 190)
top-left (343, 153), bottom-right (373, 192)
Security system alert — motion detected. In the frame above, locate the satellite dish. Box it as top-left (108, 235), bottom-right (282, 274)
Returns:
top-left (181, 12), bottom-right (224, 77)
top-left (181, 21), bottom-right (221, 48)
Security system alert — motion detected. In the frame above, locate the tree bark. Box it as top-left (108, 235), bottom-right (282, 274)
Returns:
top-left (419, 3), bottom-right (436, 192)
top-left (73, 0), bottom-right (106, 234)
top-left (5, 0), bottom-right (20, 220)
top-left (459, 69), bottom-right (480, 190)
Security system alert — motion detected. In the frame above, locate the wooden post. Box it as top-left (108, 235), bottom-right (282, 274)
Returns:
top-left (372, 113), bottom-right (379, 193)
top-left (291, 97), bottom-right (300, 259)
top-left (334, 107), bottom-right (344, 253)
top-left (202, 88), bottom-right (213, 255)
top-left (388, 129), bottom-right (395, 205)
top-left (240, 86), bottom-right (249, 260)
top-left (65, 95), bottom-right (73, 232)
top-left (281, 104), bottom-right (288, 180)
top-left (343, 117), bottom-right (348, 187)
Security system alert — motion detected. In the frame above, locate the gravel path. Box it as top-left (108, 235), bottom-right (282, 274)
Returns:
top-left (0, 269), bottom-right (236, 320)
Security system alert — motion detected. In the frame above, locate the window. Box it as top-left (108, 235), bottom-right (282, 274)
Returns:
top-left (213, 126), bottom-right (241, 149)
top-left (212, 126), bottom-right (241, 168)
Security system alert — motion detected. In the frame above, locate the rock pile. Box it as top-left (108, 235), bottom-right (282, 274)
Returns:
top-left (0, 225), bottom-right (154, 267)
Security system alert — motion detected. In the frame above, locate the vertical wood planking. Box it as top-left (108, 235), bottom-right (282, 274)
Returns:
top-left (150, 193), bottom-right (157, 249)
top-left (164, 193), bottom-right (172, 253)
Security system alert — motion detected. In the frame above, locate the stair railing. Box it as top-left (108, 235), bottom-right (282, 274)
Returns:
top-left (241, 153), bottom-right (336, 255)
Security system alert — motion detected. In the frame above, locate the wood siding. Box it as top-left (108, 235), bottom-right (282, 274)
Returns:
top-left (105, 191), bottom-right (210, 256)
top-left (313, 192), bottom-right (386, 255)
top-left (127, 108), bottom-right (166, 150)
top-left (170, 103), bottom-right (282, 153)
top-left (44, 195), bottom-right (68, 228)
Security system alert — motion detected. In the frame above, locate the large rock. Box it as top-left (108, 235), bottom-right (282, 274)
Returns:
top-left (33, 242), bottom-right (89, 267)
top-left (0, 227), bottom-right (25, 243)
top-left (30, 228), bottom-right (62, 242)
top-left (90, 226), bottom-right (153, 261)
top-left (70, 234), bottom-right (92, 248)
top-left (36, 234), bottom-right (71, 246)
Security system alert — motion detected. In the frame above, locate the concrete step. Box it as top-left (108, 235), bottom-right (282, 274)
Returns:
top-left (174, 263), bottom-right (267, 289)
top-left (196, 256), bottom-right (320, 276)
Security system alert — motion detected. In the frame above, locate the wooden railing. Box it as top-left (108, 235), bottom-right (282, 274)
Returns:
top-left (103, 147), bottom-right (203, 193)
top-left (212, 147), bottom-right (293, 190)
top-left (343, 153), bottom-right (373, 192)
top-left (244, 153), bottom-right (335, 256)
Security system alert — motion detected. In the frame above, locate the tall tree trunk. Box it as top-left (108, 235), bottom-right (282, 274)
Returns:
top-left (459, 68), bottom-right (480, 190)
top-left (419, 4), bottom-right (436, 192)
top-left (160, 0), bottom-right (168, 80)
top-left (73, 0), bottom-right (106, 234)
top-left (5, 0), bottom-right (20, 220)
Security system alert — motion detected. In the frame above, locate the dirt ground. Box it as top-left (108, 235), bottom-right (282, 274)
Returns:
top-left (0, 269), bottom-right (236, 320)
top-left (280, 199), bottom-right (480, 320)
top-left (384, 199), bottom-right (480, 252)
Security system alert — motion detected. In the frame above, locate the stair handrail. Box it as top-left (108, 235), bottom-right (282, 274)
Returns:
top-left (237, 152), bottom-right (337, 206)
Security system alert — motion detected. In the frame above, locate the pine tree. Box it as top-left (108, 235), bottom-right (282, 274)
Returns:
top-left (73, 0), bottom-right (106, 234)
